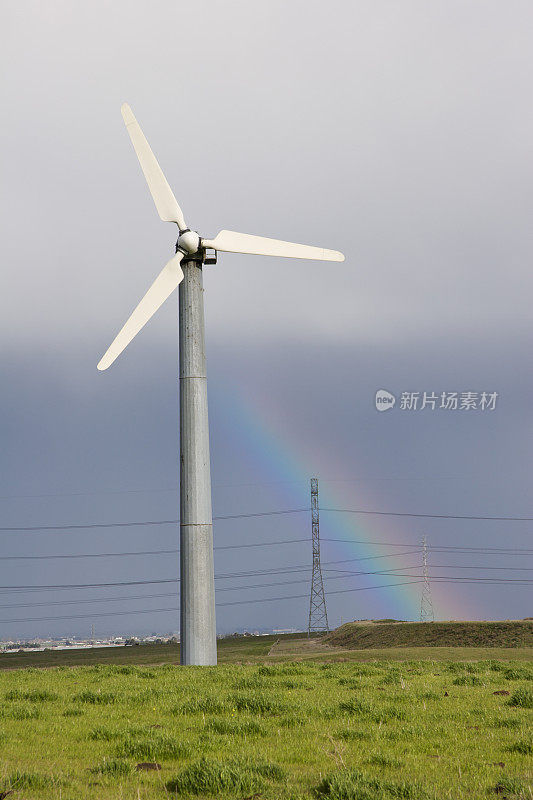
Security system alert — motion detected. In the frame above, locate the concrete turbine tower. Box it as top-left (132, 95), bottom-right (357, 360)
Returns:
top-left (97, 104), bottom-right (345, 665)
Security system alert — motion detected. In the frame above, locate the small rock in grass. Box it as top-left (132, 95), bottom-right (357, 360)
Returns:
top-left (494, 783), bottom-right (513, 795)
top-left (136, 762), bottom-right (162, 771)
top-left (493, 778), bottom-right (525, 796)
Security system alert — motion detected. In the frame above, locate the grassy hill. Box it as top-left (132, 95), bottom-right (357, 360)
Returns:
top-left (324, 620), bottom-right (533, 649)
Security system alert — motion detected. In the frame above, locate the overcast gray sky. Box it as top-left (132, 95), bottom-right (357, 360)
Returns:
top-left (1, 1), bottom-right (532, 640)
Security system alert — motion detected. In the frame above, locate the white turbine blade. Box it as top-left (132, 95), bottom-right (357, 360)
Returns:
top-left (97, 253), bottom-right (184, 371)
top-left (121, 103), bottom-right (186, 230)
top-left (202, 230), bottom-right (345, 262)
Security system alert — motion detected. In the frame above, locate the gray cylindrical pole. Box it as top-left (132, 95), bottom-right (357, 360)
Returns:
top-left (179, 257), bottom-right (217, 665)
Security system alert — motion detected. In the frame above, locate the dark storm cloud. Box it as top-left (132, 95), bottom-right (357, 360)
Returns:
top-left (0, 334), bottom-right (530, 638)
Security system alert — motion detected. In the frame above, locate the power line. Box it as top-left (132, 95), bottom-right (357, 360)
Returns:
top-left (325, 564), bottom-right (533, 573)
top-left (428, 564), bottom-right (533, 571)
top-left (0, 538), bottom-right (315, 561)
top-left (0, 580), bottom-right (425, 624)
top-left (2, 575), bottom-right (532, 626)
top-left (0, 556), bottom-right (423, 606)
top-left (0, 573), bottom-right (426, 612)
top-left (0, 549), bottom-right (181, 562)
top-left (0, 475), bottom-right (481, 502)
top-left (0, 553), bottom-right (422, 588)
top-left (4, 561), bottom-right (532, 612)
top-left (0, 556), bottom-right (428, 593)
top-left (2, 562), bottom-right (531, 594)
top-left (0, 508), bottom-right (309, 533)
top-left (0, 570), bottom-right (419, 611)
top-left (0, 487), bottom-right (177, 502)
top-left (5, 561), bottom-right (533, 614)
top-left (1, 541), bottom-right (530, 561)
top-left (324, 570), bottom-right (532, 584)
top-left (3, 548), bottom-right (532, 591)
top-left (0, 592), bottom-right (179, 610)
top-left (1, 505), bottom-right (532, 534)
top-left (322, 509), bottom-right (533, 522)
top-left (322, 540), bottom-right (533, 553)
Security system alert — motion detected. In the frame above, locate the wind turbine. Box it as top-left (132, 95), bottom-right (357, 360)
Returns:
top-left (98, 104), bottom-right (345, 665)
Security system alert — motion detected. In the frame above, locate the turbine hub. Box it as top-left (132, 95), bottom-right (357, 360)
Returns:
top-left (177, 229), bottom-right (201, 255)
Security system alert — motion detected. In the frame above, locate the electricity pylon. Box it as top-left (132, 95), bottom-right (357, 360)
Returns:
top-left (308, 478), bottom-right (329, 635)
top-left (420, 536), bottom-right (434, 622)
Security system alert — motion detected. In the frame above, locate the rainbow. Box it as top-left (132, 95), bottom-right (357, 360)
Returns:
top-left (211, 384), bottom-right (475, 622)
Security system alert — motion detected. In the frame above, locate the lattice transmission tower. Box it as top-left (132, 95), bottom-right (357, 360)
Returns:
top-left (308, 478), bottom-right (329, 636)
top-left (420, 536), bottom-right (434, 622)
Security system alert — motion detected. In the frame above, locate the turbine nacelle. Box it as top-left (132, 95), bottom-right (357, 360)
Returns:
top-left (176, 229), bottom-right (201, 256)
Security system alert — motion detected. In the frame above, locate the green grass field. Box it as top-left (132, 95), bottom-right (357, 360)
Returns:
top-left (0, 655), bottom-right (531, 799)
